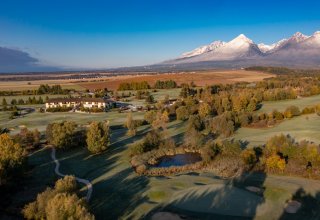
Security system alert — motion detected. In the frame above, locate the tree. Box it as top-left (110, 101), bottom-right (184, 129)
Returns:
top-left (86, 121), bottom-right (110, 154)
top-left (14, 128), bottom-right (40, 148)
top-left (23, 175), bottom-right (94, 220)
top-left (145, 94), bottom-right (154, 104)
top-left (0, 134), bottom-right (25, 185)
top-left (266, 154), bottom-right (286, 172)
top-left (45, 193), bottom-right (94, 220)
top-left (152, 111), bottom-right (169, 130)
top-left (126, 112), bottom-right (137, 136)
top-left (46, 121), bottom-right (78, 149)
top-left (176, 106), bottom-right (189, 121)
top-left (184, 128), bottom-right (203, 148)
top-left (241, 148), bottom-right (257, 168)
top-left (2, 98), bottom-right (7, 106)
top-left (144, 110), bottom-right (157, 124)
top-left (143, 129), bottom-right (162, 152)
top-left (187, 115), bottom-right (203, 132)
top-left (198, 102), bottom-right (211, 119)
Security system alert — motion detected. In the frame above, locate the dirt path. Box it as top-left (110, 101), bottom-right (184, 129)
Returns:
top-left (51, 147), bottom-right (93, 201)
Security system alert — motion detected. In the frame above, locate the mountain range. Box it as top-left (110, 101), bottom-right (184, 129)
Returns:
top-left (160, 31), bottom-right (320, 69)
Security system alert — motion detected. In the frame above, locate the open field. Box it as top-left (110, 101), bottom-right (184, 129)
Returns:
top-left (77, 70), bottom-right (274, 91)
top-left (0, 70), bottom-right (274, 91)
top-left (0, 94), bottom-right (67, 104)
top-left (0, 79), bottom-right (86, 91)
top-left (259, 94), bottom-right (320, 113)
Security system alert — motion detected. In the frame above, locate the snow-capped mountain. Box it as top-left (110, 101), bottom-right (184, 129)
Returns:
top-left (162, 31), bottom-right (320, 68)
top-left (258, 39), bottom-right (288, 53)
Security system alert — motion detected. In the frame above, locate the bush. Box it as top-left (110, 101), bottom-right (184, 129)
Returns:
top-left (283, 105), bottom-right (301, 118)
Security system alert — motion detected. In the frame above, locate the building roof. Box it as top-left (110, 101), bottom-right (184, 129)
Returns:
top-left (46, 97), bottom-right (108, 103)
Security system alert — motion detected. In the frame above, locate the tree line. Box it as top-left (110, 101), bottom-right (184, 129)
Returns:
top-left (0, 84), bottom-right (73, 96)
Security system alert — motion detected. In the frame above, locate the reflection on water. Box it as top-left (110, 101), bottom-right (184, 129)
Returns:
top-left (153, 153), bottom-right (202, 168)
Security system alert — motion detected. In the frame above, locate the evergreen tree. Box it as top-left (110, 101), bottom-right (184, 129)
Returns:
top-left (86, 121), bottom-right (110, 154)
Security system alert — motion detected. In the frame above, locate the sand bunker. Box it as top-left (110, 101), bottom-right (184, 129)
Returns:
top-left (284, 200), bottom-right (301, 213)
top-left (152, 212), bottom-right (183, 220)
top-left (246, 186), bottom-right (262, 193)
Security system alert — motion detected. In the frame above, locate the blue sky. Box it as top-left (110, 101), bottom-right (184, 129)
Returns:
top-left (0, 0), bottom-right (320, 69)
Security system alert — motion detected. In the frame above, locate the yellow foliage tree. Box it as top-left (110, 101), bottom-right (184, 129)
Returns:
top-left (266, 154), bottom-right (286, 172)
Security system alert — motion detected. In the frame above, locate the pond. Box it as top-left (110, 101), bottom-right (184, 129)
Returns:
top-left (153, 153), bottom-right (202, 168)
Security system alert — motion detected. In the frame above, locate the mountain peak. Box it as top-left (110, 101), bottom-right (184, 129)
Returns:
top-left (313, 31), bottom-right (320, 36)
top-left (290, 32), bottom-right (309, 42)
top-left (233, 34), bottom-right (253, 43)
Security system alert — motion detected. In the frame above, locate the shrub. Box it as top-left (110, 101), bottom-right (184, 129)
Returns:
top-left (283, 105), bottom-right (301, 118)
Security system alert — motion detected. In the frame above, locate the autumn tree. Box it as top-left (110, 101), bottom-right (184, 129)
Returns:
top-left (176, 106), bottom-right (189, 121)
top-left (14, 128), bottom-right (40, 149)
top-left (198, 102), bottom-right (211, 119)
top-left (126, 112), bottom-right (137, 136)
top-left (152, 111), bottom-right (169, 130)
top-left (23, 175), bottom-right (94, 220)
top-left (46, 121), bottom-right (78, 149)
top-left (144, 110), bottom-right (157, 124)
top-left (86, 121), bottom-right (110, 154)
top-left (0, 134), bottom-right (25, 186)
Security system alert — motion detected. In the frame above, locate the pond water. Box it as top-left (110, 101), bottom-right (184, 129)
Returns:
top-left (153, 153), bottom-right (202, 168)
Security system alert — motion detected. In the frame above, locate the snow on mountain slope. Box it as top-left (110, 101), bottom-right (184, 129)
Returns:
top-left (164, 31), bottom-right (320, 67)
top-left (258, 39), bottom-right (288, 53)
top-left (181, 41), bottom-right (225, 58)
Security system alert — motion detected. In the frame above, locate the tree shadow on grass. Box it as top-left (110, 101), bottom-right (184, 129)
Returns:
top-left (90, 168), bottom-right (149, 220)
top-left (277, 188), bottom-right (320, 220)
top-left (144, 171), bottom-right (267, 220)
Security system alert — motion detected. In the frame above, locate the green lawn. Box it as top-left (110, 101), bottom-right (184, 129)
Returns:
top-left (232, 113), bottom-right (320, 147)
top-left (0, 109), bottom-right (145, 134)
top-left (40, 117), bottom-right (320, 219)
top-left (258, 94), bottom-right (320, 113)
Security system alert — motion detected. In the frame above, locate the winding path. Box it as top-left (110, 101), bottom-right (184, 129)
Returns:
top-left (51, 147), bottom-right (93, 201)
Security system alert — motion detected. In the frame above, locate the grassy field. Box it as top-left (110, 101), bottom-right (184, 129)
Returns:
top-left (258, 94), bottom-right (320, 113)
top-left (0, 94), bottom-right (67, 104)
top-left (232, 113), bottom-right (320, 147)
top-left (0, 80), bottom-right (85, 91)
top-left (12, 118), bottom-right (320, 220)
top-left (0, 110), bottom-right (145, 134)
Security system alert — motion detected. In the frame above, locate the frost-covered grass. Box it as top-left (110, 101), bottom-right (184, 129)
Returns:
top-left (258, 94), bottom-right (320, 113)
